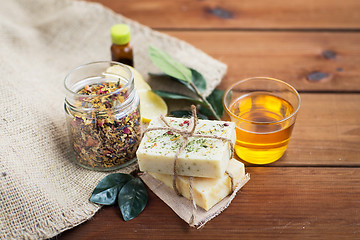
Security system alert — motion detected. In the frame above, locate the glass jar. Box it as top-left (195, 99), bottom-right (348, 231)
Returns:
top-left (64, 61), bottom-right (141, 171)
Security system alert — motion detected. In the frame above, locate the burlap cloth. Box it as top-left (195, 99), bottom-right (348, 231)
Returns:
top-left (0, 0), bottom-right (227, 239)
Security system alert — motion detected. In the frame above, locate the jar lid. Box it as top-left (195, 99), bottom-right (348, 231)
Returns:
top-left (111, 24), bottom-right (131, 45)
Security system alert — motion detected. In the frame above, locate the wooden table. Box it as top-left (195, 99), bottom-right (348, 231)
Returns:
top-left (58, 1), bottom-right (360, 239)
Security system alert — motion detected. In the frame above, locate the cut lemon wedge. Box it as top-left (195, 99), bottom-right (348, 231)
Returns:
top-left (105, 65), bottom-right (151, 92)
top-left (130, 67), bottom-right (151, 93)
top-left (138, 90), bottom-right (168, 123)
top-left (105, 65), bottom-right (166, 123)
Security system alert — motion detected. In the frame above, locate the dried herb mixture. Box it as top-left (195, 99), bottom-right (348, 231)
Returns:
top-left (68, 81), bottom-right (140, 170)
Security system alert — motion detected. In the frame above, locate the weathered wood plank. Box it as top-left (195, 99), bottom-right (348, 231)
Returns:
top-left (56, 2), bottom-right (360, 240)
top-left (259, 94), bottom-right (360, 166)
top-left (160, 94), bottom-right (360, 167)
top-left (164, 31), bottom-right (360, 92)
top-left (56, 167), bottom-right (360, 239)
top-left (88, 0), bottom-right (360, 29)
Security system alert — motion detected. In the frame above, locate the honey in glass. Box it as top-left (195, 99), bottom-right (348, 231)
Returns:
top-left (224, 77), bottom-right (300, 164)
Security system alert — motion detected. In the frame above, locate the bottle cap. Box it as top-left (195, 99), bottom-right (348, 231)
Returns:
top-left (111, 24), bottom-right (131, 45)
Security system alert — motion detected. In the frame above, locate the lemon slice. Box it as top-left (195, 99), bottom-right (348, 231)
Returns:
top-left (130, 67), bottom-right (151, 93)
top-left (105, 65), bottom-right (166, 122)
top-left (138, 90), bottom-right (168, 123)
top-left (105, 65), bottom-right (151, 92)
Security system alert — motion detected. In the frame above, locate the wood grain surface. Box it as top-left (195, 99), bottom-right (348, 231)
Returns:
top-left (164, 31), bottom-right (360, 92)
top-left (56, 0), bottom-right (360, 239)
top-left (57, 167), bottom-right (360, 239)
top-left (88, 0), bottom-right (360, 30)
top-left (248, 94), bottom-right (360, 167)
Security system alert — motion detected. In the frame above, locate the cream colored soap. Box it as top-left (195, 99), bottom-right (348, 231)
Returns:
top-left (150, 158), bottom-right (245, 211)
top-left (136, 117), bottom-right (236, 178)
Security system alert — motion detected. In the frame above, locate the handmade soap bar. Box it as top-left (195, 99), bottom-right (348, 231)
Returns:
top-left (137, 117), bottom-right (236, 178)
top-left (150, 158), bottom-right (245, 211)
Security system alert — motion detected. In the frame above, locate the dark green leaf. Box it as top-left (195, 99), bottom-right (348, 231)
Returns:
top-left (190, 68), bottom-right (206, 94)
top-left (90, 173), bottom-right (133, 205)
top-left (149, 73), bottom-right (196, 93)
top-left (118, 178), bottom-right (148, 221)
top-left (170, 110), bottom-right (209, 120)
top-left (148, 72), bottom-right (173, 78)
top-left (199, 89), bottom-right (225, 118)
top-left (148, 72), bottom-right (189, 88)
top-left (148, 72), bottom-right (175, 78)
top-left (153, 90), bottom-right (202, 104)
top-left (148, 46), bottom-right (192, 83)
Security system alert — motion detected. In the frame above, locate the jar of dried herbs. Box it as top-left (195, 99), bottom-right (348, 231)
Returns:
top-left (64, 61), bottom-right (141, 171)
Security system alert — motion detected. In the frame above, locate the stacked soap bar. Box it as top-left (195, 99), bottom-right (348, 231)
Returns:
top-left (150, 158), bottom-right (245, 211)
top-left (136, 116), bottom-right (246, 211)
top-left (137, 117), bottom-right (236, 178)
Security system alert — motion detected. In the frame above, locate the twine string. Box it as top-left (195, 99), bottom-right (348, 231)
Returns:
top-left (141, 105), bottom-right (235, 224)
top-left (188, 176), bottom-right (197, 225)
top-left (172, 137), bottom-right (189, 196)
top-left (225, 171), bottom-right (234, 192)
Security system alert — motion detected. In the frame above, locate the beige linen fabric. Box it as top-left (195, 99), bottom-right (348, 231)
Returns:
top-left (0, 0), bottom-right (227, 239)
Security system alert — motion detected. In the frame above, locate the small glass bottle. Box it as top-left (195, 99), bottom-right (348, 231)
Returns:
top-left (64, 61), bottom-right (141, 171)
top-left (111, 24), bottom-right (134, 67)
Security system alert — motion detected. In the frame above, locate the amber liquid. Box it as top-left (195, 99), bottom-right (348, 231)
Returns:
top-left (229, 92), bottom-right (295, 164)
top-left (111, 43), bottom-right (134, 67)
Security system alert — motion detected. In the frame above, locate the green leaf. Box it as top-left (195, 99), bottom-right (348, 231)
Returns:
top-left (150, 69), bottom-right (207, 94)
top-left (90, 173), bottom-right (133, 205)
top-left (118, 178), bottom-right (148, 221)
top-left (149, 46), bottom-right (192, 83)
top-left (190, 68), bottom-right (206, 94)
top-left (153, 90), bottom-right (202, 104)
top-left (148, 72), bottom-right (173, 78)
top-left (149, 72), bottom-right (196, 93)
top-left (148, 72), bottom-right (176, 78)
top-left (148, 72), bottom-right (190, 88)
top-left (170, 110), bottom-right (209, 120)
top-left (199, 89), bottom-right (225, 118)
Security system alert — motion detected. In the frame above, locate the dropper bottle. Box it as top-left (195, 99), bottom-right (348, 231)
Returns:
top-left (110, 24), bottom-right (134, 67)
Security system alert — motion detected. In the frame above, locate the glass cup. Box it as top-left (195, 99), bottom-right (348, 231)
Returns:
top-left (223, 77), bottom-right (301, 164)
top-left (64, 61), bottom-right (141, 171)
